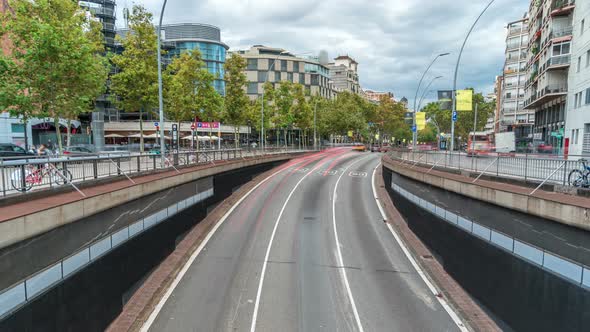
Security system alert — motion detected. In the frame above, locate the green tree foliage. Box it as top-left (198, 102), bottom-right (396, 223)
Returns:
top-left (110, 5), bottom-right (158, 152)
top-left (292, 84), bottom-right (312, 148)
top-left (223, 53), bottom-right (249, 148)
top-left (0, 0), bottom-right (108, 152)
top-left (423, 89), bottom-right (494, 144)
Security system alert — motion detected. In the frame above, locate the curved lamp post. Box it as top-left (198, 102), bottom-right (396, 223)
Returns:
top-left (417, 76), bottom-right (443, 112)
top-left (156, 0), bottom-right (168, 166)
top-left (450, 0), bottom-right (495, 151)
top-left (412, 53), bottom-right (449, 148)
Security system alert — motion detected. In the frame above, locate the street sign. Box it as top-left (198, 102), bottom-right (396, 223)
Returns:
top-left (452, 111), bottom-right (458, 122)
top-left (154, 122), bottom-right (159, 127)
top-left (197, 122), bottom-right (220, 129)
top-left (191, 123), bottom-right (196, 130)
top-left (412, 125), bottom-right (417, 133)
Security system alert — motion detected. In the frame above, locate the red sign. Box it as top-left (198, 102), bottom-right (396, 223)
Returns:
top-left (197, 122), bottom-right (220, 129)
top-left (191, 123), bottom-right (196, 130)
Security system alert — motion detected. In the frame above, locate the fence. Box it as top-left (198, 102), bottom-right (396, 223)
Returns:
top-left (389, 149), bottom-right (587, 190)
top-left (0, 186), bottom-right (214, 320)
top-left (0, 147), bottom-right (308, 198)
top-left (391, 182), bottom-right (590, 290)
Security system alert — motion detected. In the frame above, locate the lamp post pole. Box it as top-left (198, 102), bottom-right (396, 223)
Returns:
top-left (450, 0), bottom-right (495, 152)
top-left (417, 76), bottom-right (443, 112)
top-left (413, 53), bottom-right (449, 149)
top-left (313, 99), bottom-right (318, 151)
top-left (156, 0), bottom-right (168, 166)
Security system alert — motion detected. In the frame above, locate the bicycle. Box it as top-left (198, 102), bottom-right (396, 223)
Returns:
top-left (10, 163), bottom-right (73, 192)
top-left (568, 159), bottom-right (590, 188)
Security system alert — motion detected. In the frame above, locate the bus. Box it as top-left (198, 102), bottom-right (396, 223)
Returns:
top-left (467, 131), bottom-right (493, 156)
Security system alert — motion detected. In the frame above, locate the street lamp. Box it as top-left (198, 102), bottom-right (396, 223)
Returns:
top-left (417, 76), bottom-right (443, 112)
top-left (450, 0), bottom-right (496, 151)
top-left (156, 0), bottom-right (168, 166)
top-left (412, 53), bottom-right (449, 149)
top-left (261, 51), bottom-right (288, 152)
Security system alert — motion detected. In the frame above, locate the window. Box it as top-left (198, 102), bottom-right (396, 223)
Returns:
top-left (575, 93), bottom-right (579, 108)
top-left (578, 56), bottom-right (582, 72)
top-left (586, 88), bottom-right (590, 104)
top-left (293, 61), bottom-right (299, 73)
top-left (299, 74), bottom-right (305, 84)
top-left (576, 129), bottom-right (580, 144)
top-left (11, 123), bottom-right (24, 133)
top-left (287, 72), bottom-right (293, 82)
top-left (247, 59), bottom-right (258, 70)
top-left (552, 42), bottom-right (571, 56)
top-left (275, 71), bottom-right (281, 82)
top-left (258, 71), bottom-right (268, 82)
top-left (281, 60), bottom-right (287, 71)
top-left (310, 75), bottom-right (319, 86)
top-left (587, 50), bottom-right (590, 68)
top-left (247, 82), bottom-right (258, 94)
top-left (582, 19), bottom-right (585, 35)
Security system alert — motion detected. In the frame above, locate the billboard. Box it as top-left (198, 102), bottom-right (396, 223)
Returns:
top-left (438, 90), bottom-right (453, 110)
top-left (456, 90), bottom-right (473, 111)
top-left (416, 112), bottom-right (426, 130)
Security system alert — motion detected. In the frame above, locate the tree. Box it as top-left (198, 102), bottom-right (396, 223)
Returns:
top-left (223, 53), bottom-right (249, 148)
top-left (110, 5), bottom-right (158, 153)
top-left (274, 81), bottom-right (295, 146)
top-left (291, 84), bottom-right (312, 148)
top-left (0, 0), bottom-right (108, 152)
top-left (164, 49), bottom-right (222, 147)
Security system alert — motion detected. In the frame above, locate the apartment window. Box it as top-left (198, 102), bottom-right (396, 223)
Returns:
top-left (552, 42), bottom-right (571, 56)
top-left (247, 82), bottom-right (258, 94)
top-left (582, 19), bottom-right (585, 35)
top-left (575, 93), bottom-right (579, 108)
top-left (299, 74), bottom-right (305, 84)
top-left (281, 60), bottom-right (287, 71)
top-left (287, 72), bottom-right (293, 82)
top-left (586, 88), bottom-right (590, 104)
top-left (293, 61), bottom-right (299, 73)
top-left (247, 59), bottom-right (258, 70)
top-left (578, 56), bottom-right (582, 72)
top-left (275, 71), bottom-right (281, 82)
top-left (576, 129), bottom-right (580, 144)
top-left (257, 71), bottom-right (268, 82)
top-left (311, 75), bottom-right (319, 86)
top-left (587, 50), bottom-right (590, 68)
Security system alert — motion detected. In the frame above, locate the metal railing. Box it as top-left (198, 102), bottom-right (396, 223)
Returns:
top-left (0, 148), bottom-right (307, 198)
top-left (390, 149), bottom-right (588, 189)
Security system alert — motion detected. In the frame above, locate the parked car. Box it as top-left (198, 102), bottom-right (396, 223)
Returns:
top-left (536, 142), bottom-right (553, 154)
top-left (0, 143), bottom-right (35, 159)
top-left (379, 144), bottom-right (391, 153)
top-left (370, 144), bottom-right (380, 152)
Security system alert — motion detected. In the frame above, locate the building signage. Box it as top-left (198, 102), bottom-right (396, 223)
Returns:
top-left (197, 122), bottom-right (220, 129)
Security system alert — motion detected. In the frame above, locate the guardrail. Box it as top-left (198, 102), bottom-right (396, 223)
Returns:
top-left (389, 149), bottom-right (588, 190)
top-left (0, 148), bottom-right (308, 198)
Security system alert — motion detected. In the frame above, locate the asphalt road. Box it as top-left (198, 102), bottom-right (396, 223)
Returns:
top-left (145, 149), bottom-right (460, 332)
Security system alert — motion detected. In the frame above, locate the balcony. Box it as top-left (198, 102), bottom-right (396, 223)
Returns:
top-left (86, 7), bottom-right (115, 17)
top-left (550, 26), bottom-right (573, 39)
top-left (546, 54), bottom-right (571, 69)
top-left (103, 22), bottom-right (116, 33)
top-left (508, 26), bottom-right (524, 37)
top-left (524, 84), bottom-right (567, 108)
top-left (551, 0), bottom-right (575, 16)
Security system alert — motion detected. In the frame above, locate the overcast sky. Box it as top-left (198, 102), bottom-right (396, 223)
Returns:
top-left (116, 0), bottom-right (529, 107)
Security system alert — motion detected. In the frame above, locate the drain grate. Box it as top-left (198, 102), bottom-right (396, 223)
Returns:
top-left (421, 255), bottom-right (433, 260)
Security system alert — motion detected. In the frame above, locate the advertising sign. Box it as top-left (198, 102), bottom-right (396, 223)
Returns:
top-left (438, 90), bottom-right (453, 111)
top-left (415, 112), bottom-right (426, 130)
top-left (456, 90), bottom-right (473, 111)
top-left (197, 122), bottom-right (220, 129)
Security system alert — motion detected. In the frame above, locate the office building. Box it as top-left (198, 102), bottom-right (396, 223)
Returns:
top-left (328, 55), bottom-right (361, 94)
top-left (565, 0), bottom-right (589, 156)
top-left (501, 17), bottom-right (535, 141)
top-left (235, 45), bottom-right (337, 101)
top-left (524, 0), bottom-right (575, 150)
top-left (363, 89), bottom-right (394, 103)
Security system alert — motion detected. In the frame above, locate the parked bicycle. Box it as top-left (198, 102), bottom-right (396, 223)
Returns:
top-left (568, 159), bottom-right (590, 188)
top-left (10, 163), bottom-right (73, 192)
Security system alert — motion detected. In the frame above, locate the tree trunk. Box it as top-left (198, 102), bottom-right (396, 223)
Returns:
top-left (284, 129), bottom-right (287, 149)
top-left (54, 117), bottom-right (63, 155)
top-left (66, 119), bottom-right (72, 148)
top-left (139, 108), bottom-right (144, 153)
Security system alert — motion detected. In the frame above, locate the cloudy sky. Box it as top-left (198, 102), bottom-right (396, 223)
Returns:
top-left (116, 0), bottom-right (529, 106)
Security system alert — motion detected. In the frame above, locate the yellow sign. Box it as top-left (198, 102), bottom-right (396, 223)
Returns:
top-left (402, 139), bottom-right (406, 143)
top-left (456, 90), bottom-right (473, 111)
top-left (375, 134), bottom-right (380, 140)
top-left (348, 130), bottom-right (354, 137)
top-left (416, 112), bottom-right (426, 130)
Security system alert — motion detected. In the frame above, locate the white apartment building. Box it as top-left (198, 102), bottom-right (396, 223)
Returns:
top-left (524, 0), bottom-right (575, 151)
top-left (566, 0), bottom-right (590, 156)
top-left (501, 17), bottom-right (535, 141)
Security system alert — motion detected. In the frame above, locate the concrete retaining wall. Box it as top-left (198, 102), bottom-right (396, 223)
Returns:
top-left (383, 156), bottom-right (590, 231)
top-left (0, 154), bottom-right (302, 250)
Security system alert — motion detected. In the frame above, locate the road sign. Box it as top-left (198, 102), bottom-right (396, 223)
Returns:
top-left (191, 123), bottom-right (196, 130)
top-left (412, 125), bottom-right (417, 133)
top-left (154, 122), bottom-right (159, 127)
top-left (452, 111), bottom-right (458, 122)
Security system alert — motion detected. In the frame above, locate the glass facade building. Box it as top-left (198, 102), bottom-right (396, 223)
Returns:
top-left (160, 24), bottom-right (229, 96)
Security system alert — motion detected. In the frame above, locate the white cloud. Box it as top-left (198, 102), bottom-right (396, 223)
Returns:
top-left (117, 0), bottom-right (529, 105)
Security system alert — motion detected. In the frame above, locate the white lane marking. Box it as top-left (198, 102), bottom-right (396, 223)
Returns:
top-left (371, 163), bottom-right (469, 332)
top-left (249, 156), bottom-right (333, 332)
top-left (140, 158), bottom-right (310, 332)
top-left (332, 155), bottom-right (371, 332)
